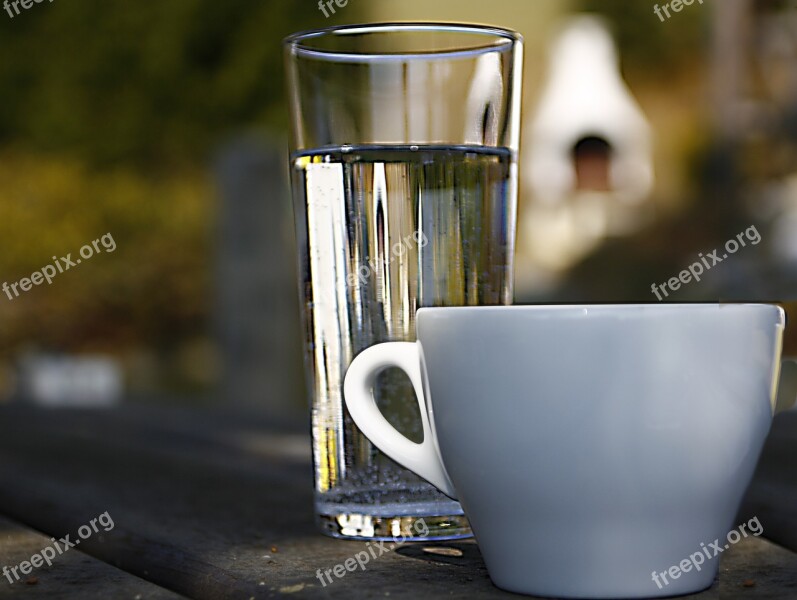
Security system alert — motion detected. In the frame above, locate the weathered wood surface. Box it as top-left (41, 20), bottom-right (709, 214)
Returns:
top-left (0, 514), bottom-right (185, 598)
top-left (0, 405), bottom-right (794, 599)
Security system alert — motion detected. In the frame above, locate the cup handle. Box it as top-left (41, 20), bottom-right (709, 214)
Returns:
top-left (776, 358), bottom-right (797, 414)
top-left (344, 342), bottom-right (458, 499)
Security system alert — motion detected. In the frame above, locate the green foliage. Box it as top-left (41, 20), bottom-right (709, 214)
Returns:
top-left (577, 0), bottom-right (709, 76)
top-left (0, 1), bottom-right (342, 393)
top-left (0, 154), bottom-right (211, 358)
top-left (0, 0), bottom-right (330, 168)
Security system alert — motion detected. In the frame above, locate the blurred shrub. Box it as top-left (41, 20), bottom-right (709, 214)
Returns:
top-left (577, 0), bottom-right (709, 77)
top-left (0, 0), bottom-right (329, 168)
top-left (0, 1), bottom-right (339, 394)
top-left (0, 153), bottom-right (210, 361)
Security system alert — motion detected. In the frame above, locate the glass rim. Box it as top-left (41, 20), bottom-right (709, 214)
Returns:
top-left (283, 22), bottom-right (523, 63)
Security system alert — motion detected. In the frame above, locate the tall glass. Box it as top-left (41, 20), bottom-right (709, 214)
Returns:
top-left (284, 23), bottom-right (523, 539)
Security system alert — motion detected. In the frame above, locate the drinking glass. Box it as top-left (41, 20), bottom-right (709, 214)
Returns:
top-left (284, 22), bottom-right (523, 539)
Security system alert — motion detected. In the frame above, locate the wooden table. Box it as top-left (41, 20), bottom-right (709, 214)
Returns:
top-left (0, 405), bottom-right (795, 599)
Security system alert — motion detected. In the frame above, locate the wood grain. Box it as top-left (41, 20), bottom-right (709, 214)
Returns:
top-left (0, 405), bottom-right (793, 599)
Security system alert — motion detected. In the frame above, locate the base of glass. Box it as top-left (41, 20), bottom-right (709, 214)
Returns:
top-left (317, 510), bottom-right (472, 541)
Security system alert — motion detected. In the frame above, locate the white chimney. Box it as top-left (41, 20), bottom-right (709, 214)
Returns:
top-left (519, 16), bottom-right (655, 279)
top-left (526, 15), bottom-right (654, 208)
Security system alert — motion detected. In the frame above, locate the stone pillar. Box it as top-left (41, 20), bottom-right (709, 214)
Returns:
top-left (215, 135), bottom-right (305, 418)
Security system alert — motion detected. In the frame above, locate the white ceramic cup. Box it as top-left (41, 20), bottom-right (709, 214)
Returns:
top-left (344, 304), bottom-right (794, 598)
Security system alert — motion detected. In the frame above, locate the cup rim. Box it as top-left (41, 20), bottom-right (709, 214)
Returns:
top-left (283, 22), bottom-right (523, 63)
top-left (417, 303), bottom-right (784, 316)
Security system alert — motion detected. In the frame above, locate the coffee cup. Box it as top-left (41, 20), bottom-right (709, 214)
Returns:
top-left (344, 304), bottom-right (794, 598)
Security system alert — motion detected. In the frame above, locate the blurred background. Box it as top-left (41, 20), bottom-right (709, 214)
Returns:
top-left (0, 0), bottom-right (795, 416)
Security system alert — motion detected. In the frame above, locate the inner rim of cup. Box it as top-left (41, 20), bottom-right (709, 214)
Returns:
top-left (416, 303), bottom-right (782, 316)
top-left (283, 22), bottom-right (522, 63)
